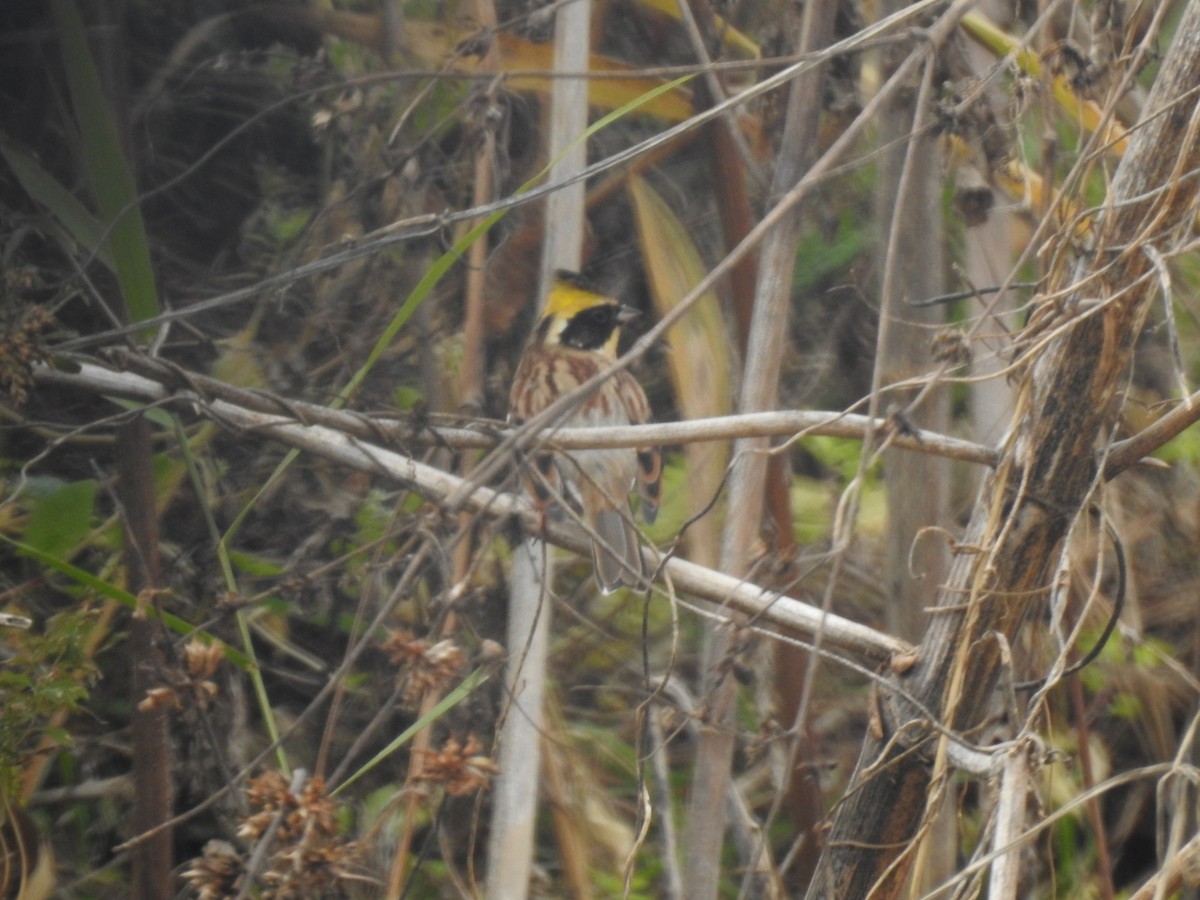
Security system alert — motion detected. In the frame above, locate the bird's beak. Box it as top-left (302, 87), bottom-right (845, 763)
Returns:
top-left (617, 305), bottom-right (641, 324)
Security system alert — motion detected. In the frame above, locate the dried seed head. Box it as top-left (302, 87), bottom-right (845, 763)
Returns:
top-left (183, 639), bottom-right (225, 680)
top-left (138, 686), bottom-right (181, 712)
top-left (181, 839), bottom-right (243, 900)
top-left (415, 734), bottom-right (500, 796)
top-left (381, 630), bottom-right (465, 702)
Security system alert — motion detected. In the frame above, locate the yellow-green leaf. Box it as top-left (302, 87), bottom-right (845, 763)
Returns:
top-left (23, 479), bottom-right (96, 561)
top-left (960, 11), bottom-right (1129, 155)
top-left (628, 174), bottom-right (732, 565)
top-left (495, 33), bottom-right (694, 122)
top-left (635, 0), bottom-right (759, 59)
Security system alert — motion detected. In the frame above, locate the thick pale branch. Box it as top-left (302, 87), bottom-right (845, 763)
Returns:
top-left (987, 739), bottom-right (1034, 899)
top-left (33, 362), bottom-right (908, 664)
top-left (53, 355), bottom-right (1195, 474)
top-left (42, 356), bottom-right (998, 461)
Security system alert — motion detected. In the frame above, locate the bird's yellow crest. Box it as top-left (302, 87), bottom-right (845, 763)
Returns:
top-left (543, 271), bottom-right (614, 319)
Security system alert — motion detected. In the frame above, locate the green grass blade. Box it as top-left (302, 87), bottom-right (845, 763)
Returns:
top-left (2, 534), bottom-right (254, 671)
top-left (0, 133), bottom-right (115, 270)
top-left (331, 667), bottom-right (489, 796)
top-left (50, 0), bottom-right (159, 328)
top-left (171, 414), bottom-right (289, 774)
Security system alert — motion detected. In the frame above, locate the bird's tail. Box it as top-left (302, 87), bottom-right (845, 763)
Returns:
top-left (590, 506), bottom-right (643, 594)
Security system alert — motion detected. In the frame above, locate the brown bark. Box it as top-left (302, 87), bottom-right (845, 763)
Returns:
top-left (807, 2), bottom-right (1200, 895)
top-left (85, 1), bottom-right (176, 892)
top-left (874, 3), bottom-right (952, 890)
top-left (118, 416), bottom-right (173, 900)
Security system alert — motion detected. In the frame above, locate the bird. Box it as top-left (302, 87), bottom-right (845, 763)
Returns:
top-left (509, 270), bottom-right (661, 593)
